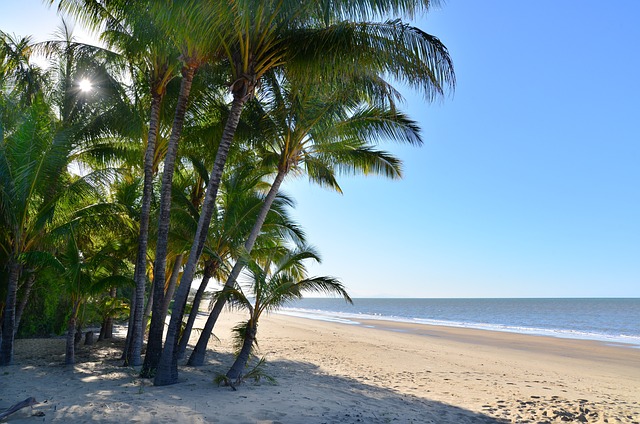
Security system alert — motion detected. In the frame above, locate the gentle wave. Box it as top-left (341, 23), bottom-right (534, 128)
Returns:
top-left (278, 306), bottom-right (640, 347)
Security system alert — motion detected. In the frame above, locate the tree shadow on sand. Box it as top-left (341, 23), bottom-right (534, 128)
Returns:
top-left (3, 339), bottom-right (507, 424)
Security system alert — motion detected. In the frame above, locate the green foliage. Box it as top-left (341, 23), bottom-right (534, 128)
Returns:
top-left (17, 269), bottom-right (69, 337)
top-left (243, 356), bottom-right (277, 385)
top-left (215, 356), bottom-right (276, 389)
top-left (4, 0), bottom-right (453, 372)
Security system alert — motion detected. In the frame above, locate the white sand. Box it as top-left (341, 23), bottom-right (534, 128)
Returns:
top-left (2, 311), bottom-right (639, 423)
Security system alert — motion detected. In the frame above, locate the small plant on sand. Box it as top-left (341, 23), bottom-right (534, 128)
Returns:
top-left (215, 356), bottom-right (276, 390)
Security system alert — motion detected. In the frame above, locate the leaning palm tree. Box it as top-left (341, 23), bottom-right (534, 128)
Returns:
top-left (137, 0), bottom-right (220, 377)
top-left (220, 247), bottom-right (351, 386)
top-left (187, 73), bottom-right (420, 365)
top-left (156, 0), bottom-right (453, 386)
top-left (100, 3), bottom-right (178, 367)
top-left (175, 155), bottom-right (307, 360)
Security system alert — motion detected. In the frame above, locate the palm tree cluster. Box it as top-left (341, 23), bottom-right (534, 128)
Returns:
top-left (1, 0), bottom-right (454, 387)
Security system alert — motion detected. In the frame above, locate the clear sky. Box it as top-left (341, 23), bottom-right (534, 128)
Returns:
top-left (2, 1), bottom-right (639, 298)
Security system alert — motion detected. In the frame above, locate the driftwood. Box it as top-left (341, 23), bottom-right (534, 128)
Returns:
top-left (0, 397), bottom-right (38, 420)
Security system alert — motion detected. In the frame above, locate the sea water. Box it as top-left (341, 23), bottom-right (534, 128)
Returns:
top-left (279, 298), bottom-right (640, 347)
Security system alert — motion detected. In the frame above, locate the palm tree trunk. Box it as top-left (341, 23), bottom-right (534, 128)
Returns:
top-left (0, 262), bottom-right (21, 366)
top-left (99, 320), bottom-right (107, 342)
top-left (154, 93), bottom-right (247, 386)
top-left (65, 300), bottom-right (81, 366)
top-left (14, 272), bottom-right (36, 337)
top-left (143, 284), bottom-right (154, 338)
top-left (226, 321), bottom-right (257, 383)
top-left (142, 65), bottom-right (195, 378)
top-left (161, 254), bottom-right (184, 320)
top-left (188, 169), bottom-right (286, 366)
top-left (176, 261), bottom-right (215, 360)
top-left (99, 287), bottom-right (117, 341)
top-left (121, 291), bottom-right (135, 360)
top-left (186, 290), bottom-right (225, 366)
top-left (125, 92), bottom-right (163, 366)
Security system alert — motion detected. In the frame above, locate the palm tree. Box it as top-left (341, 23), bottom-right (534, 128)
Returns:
top-left (48, 225), bottom-right (132, 365)
top-left (156, 0), bottom-right (453, 385)
top-left (50, 0), bottom-right (181, 366)
top-left (152, 0), bottom-right (312, 384)
top-left (103, 5), bottom-right (178, 367)
top-left (0, 98), bottom-right (119, 364)
top-left (1, 19), bottom-right (135, 363)
top-left (130, 0), bottom-right (225, 377)
top-left (175, 155), bottom-right (307, 360)
top-left (221, 247), bottom-right (351, 386)
top-left (0, 94), bottom-right (70, 365)
top-left (56, 230), bottom-right (91, 365)
top-left (187, 74), bottom-right (420, 365)
top-left (0, 31), bottom-right (49, 107)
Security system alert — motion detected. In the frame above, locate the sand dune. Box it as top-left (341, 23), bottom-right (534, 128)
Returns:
top-left (1, 311), bottom-right (639, 423)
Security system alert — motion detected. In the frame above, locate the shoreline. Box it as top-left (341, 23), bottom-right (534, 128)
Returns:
top-left (2, 311), bottom-right (639, 423)
top-left (345, 314), bottom-right (640, 354)
top-left (278, 305), bottom-right (640, 348)
top-left (314, 314), bottom-right (640, 371)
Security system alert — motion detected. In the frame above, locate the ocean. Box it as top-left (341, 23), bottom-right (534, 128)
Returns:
top-left (279, 298), bottom-right (640, 347)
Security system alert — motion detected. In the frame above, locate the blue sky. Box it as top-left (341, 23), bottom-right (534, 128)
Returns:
top-left (2, 1), bottom-right (638, 297)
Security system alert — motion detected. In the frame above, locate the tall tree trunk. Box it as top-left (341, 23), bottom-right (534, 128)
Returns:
top-left (106, 287), bottom-right (117, 339)
top-left (188, 169), bottom-right (286, 366)
top-left (225, 320), bottom-right (257, 383)
top-left (121, 291), bottom-right (135, 360)
top-left (154, 92), bottom-right (247, 386)
top-left (65, 300), bottom-right (81, 366)
top-left (176, 261), bottom-right (214, 360)
top-left (0, 262), bottom-right (21, 366)
top-left (143, 284), bottom-right (154, 339)
top-left (99, 287), bottom-right (117, 341)
top-left (98, 320), bottom-right (107, 342)
top-left (142, 65), bottom-right (196, 378)
top-left (161, 254), bottom-right (184, 320)
top-left (14, 272), bottom-right (35, 337)
top-left (187, 289), bottom-right (226, 366)
top-left (125, 92), bottom-right (163, 366)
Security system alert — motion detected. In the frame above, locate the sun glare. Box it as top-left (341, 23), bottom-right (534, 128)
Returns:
top-left (78, 79), bottom-right (93, 92)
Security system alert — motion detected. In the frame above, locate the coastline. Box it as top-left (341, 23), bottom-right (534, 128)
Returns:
top-left (2, 311), bottom-right (639, 423)
top-left (279, 297), bottom-right (640, 348)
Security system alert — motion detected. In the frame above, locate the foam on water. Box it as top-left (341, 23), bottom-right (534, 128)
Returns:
top-left (278, 298), bottom-right (640, 347)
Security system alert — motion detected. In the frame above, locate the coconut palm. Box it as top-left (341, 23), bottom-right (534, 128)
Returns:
top-left (151, 0), bottom-right (315, 384)
top-left (1, 19), bottom-right (137, 363)
top-left (47, 226), bottom-right (132, 365)
top-left (187, 73), bottom-right (419, 365)
top-left (0, 94), bottom-right (71, 365)
top-left (101, 4), bottom-right (178, 367)
top-left (221, 247), bottom-right (351, 386)
top-left (0, 31), bottom-right (49, 107)
top-left (50, 0), bottom-right (181, 366)
top-left (75, 0), bottom-right (234, 376)
top-left (175, 156), bottom-right (307, 360)
top-left (0, 96), bottom-right (122, 364)
top-left (157, 0), bottom-right (453, 386)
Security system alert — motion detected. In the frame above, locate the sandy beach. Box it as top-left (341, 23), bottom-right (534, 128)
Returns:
top-left (2, 311), bottom-right (639, 423)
